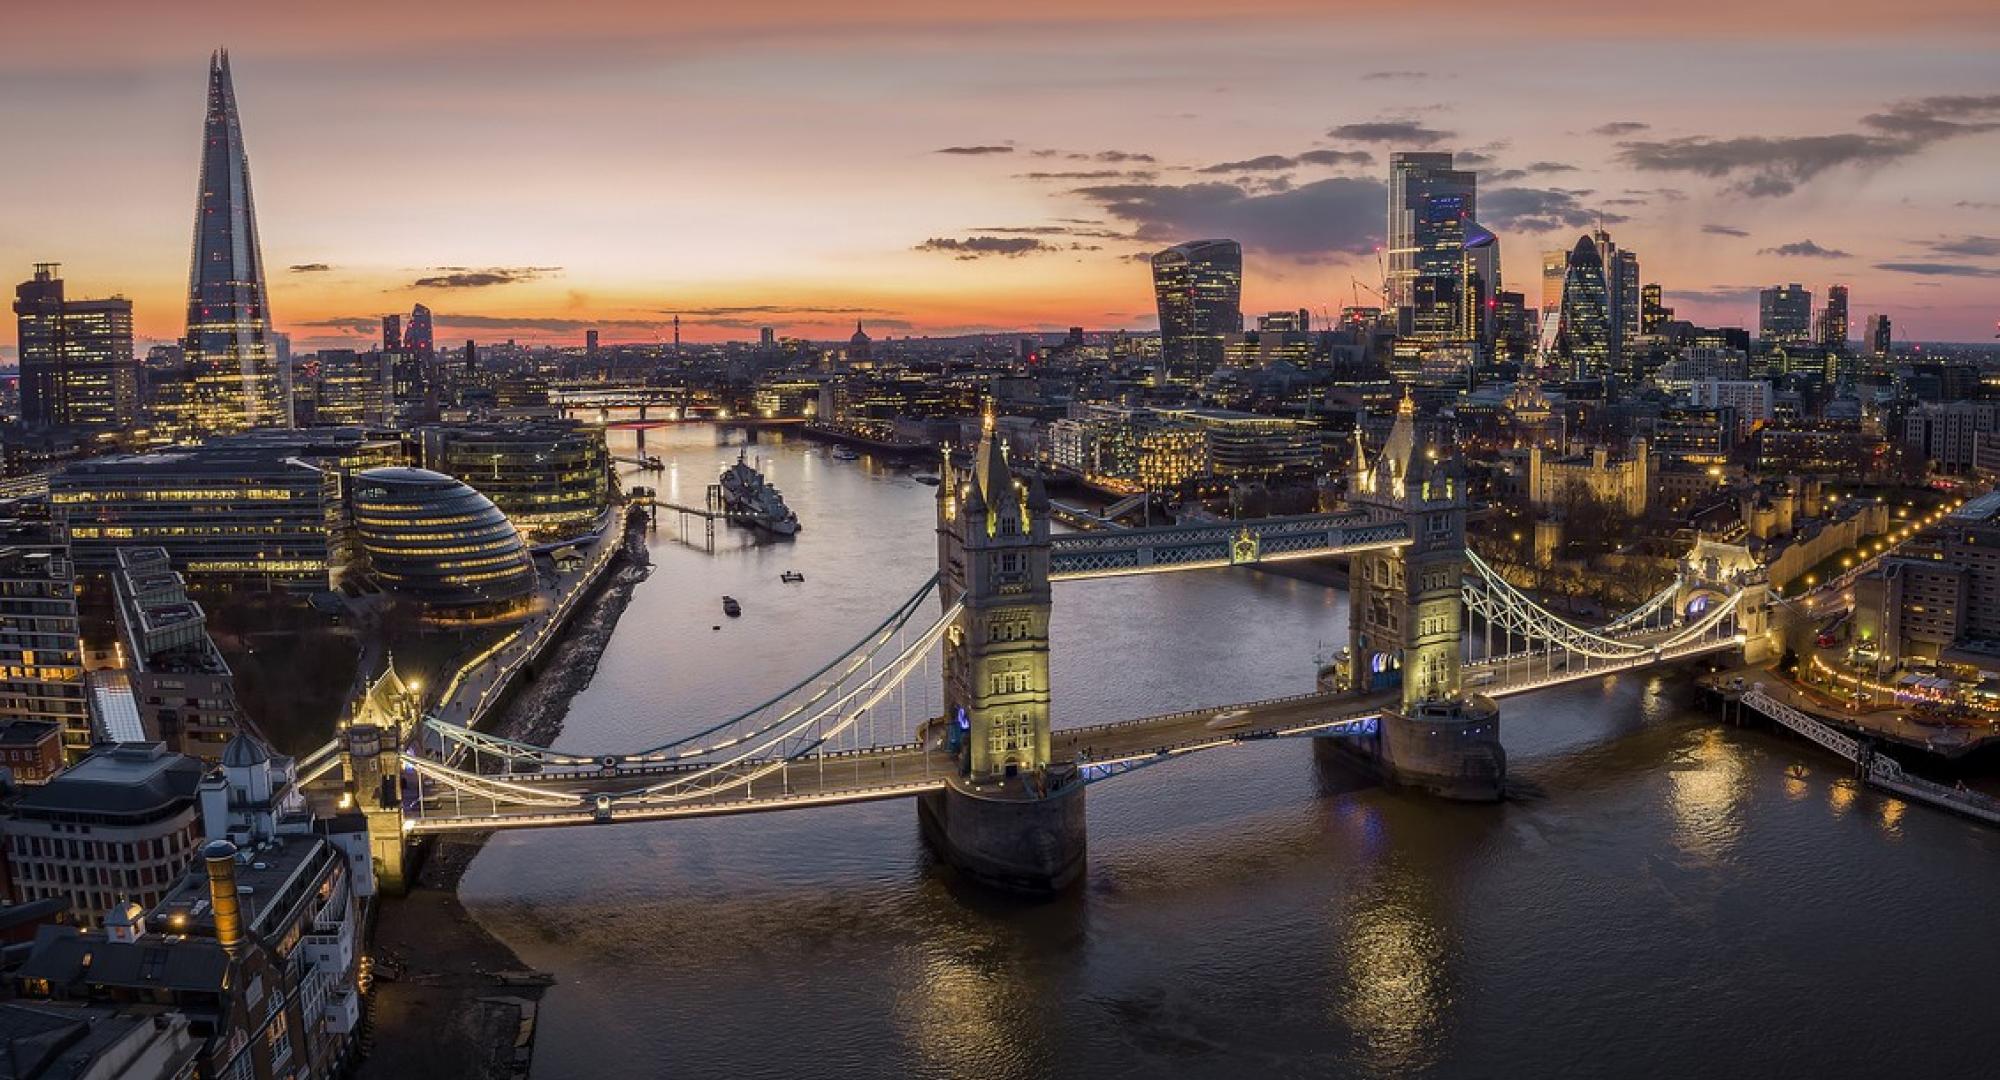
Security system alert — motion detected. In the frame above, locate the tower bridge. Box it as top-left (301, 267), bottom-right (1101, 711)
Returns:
top-left (330, 399), bottom-right (1774, 895)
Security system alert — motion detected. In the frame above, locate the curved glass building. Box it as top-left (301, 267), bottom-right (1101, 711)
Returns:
top-left (351, 467), bottom-right (534, 615)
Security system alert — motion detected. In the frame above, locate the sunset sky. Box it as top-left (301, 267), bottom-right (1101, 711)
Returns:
top-left (3, 1), bottom-right (1997, 354)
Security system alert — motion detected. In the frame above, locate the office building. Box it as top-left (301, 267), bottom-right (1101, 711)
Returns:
top-left (381, 314), bottom-right (400, 353)
top-left (1867, 313), bottom-right (1892, 359)
top-left (0, 519), bottom-right (89, 760)
top-left (1157, 408), bottom-right (1319, 480)
top-left (1860, 492), bottom-right (2000, 664)
top-left (15, 732), bottom-right (373, 1078)
top-left (1817, 283), bottom-right (1849, 352)
top-left (1048, 406), bottom-right (1208, 493)
top-left (1641, 283), bottom-right (1672, 333)
top-left (307, 348), bottom-right (393, 427)
top-left (1151, 239), bottom-right (1243, 375)
top-left (1386, 153), bottom-right (1495, 348)
top-left (177, 51), bottom-right (282, 435)
top-left (415, 420), bottom-right (611, 544)
top-left (350, 467), bottom-right (535, 615)
top-left (1544, 235), bottom-right (1613, 377)
top-left (2, 742), bottom-right (205, 926)
top-left (112, 547), bottom-right (243, 761)
top-left (1758, 284), bottom-right (1813, 349)
top-left (1690, 379), bottom-right (1774, 442)
top-left (52, 430), bottom-right (397, 587)
top-left (12, 264), bottom-right (139, 433)
top-left (586, 328), bottom-right (600, 357)
top-left (1587, 228), bottom-right (1640, 369)
top-left (1902, 400), bottom-right (2000, 473)
top-left (404, 302), bottom-right (434, 359)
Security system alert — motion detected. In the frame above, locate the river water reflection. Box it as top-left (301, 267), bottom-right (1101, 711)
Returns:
top-left (460, 422), bottom-right (2000, 1079)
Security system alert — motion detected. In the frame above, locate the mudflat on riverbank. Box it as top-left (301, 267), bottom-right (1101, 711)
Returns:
top-left (359, 522), bottom-right (651, 1080)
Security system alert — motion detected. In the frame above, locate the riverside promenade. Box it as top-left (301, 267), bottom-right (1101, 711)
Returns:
top-left (427, 511), bottom-right (632, 744)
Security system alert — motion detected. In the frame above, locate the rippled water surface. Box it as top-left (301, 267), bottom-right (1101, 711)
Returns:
top-left (460, 422), bottom-right (2000, 1079)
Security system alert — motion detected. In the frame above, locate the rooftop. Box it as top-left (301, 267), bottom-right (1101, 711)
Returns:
top-left (1950, 490), bottom-right (2000, 524)
top-left (10, 744), bottom-right (202, 819)
top-left (15, 925), bottom-right (231, 996)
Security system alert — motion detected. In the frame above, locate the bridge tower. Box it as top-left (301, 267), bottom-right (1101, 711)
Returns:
top-left (920, 410), bottom-right (1085, 893)
top-left (1343, 394), bottom-right (1505, 800)
top-left (341, 662), bottom-right (419, 894)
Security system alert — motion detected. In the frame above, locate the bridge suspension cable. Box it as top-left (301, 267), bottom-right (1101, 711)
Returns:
top-left (1462, 549), bottom-right (1746, 662)
top-left (423, 574), bottom-right (941, 766)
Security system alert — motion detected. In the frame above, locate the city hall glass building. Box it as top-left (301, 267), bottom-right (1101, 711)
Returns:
top-left (351, 468), bottom-right (534, 616)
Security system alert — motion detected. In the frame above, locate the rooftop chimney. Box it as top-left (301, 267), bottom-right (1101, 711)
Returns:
top-left (203, 840), bottom-right (243, 952)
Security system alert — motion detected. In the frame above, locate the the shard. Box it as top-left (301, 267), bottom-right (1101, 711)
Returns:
top-left (182, 49), bottom-right (282, 433)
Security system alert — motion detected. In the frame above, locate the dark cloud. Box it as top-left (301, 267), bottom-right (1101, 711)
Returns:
top-left (674, 305), bottom-right (895, 317)
top-left (1020, 170), bottom-right (1155, 181)
top-left (970, 225), bottom-right (1136, 240)
top-left (914, 236), bottom-right (1060, 259)
top-left (1070, 176), bottom-right (1384, 257)
top-left (1616, 95), bottom-right (2000, 197)
top-left (1703, 224), bottom-right (1751, 237)
top-left (1361, 70), bottom-right (1433, 81)
top-left (410, 266), bottom-right (558, 289)
top-left (1453, 150), bottom-right (1496, 167)
top-left (1297, 149), bottom-right (1374, 167)
top-left (1486, 163), bottom-right (1576, 184)
top-left (1198, 154), bottom-right (1298, 174)
top-left (1759, 239), bottom-right (1850, 258)
top-left (296, 317), bottom-right (381, 334)
top-left (1957, 200), bottom-right (2000, 210)
top-left (1480, 187), bottom-right (1626, 233)
top-left (1591, 121), bottom-right (1651, 136)
top-left (1674, 284), bottom-right (1765, 304)
top-left (288, 263), bottom-right (331, 273)
top-left (1874, 262), bottom-right (2000, 278)
top-left (1327, 121), bottom-right (1456, 147)
top-left (935, 145), bottom-right (1014, 155)
top-left (1919, 234), bottom-right (2000, 257)
top-left (1072, 150), bottom-right (1156, 164)
top-left (1860, 95), bottom-right (2000, 140)
top-left (1614, 134), bottom-right (1910, 197)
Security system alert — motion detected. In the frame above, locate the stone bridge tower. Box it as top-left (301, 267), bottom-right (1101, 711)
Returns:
top-left (1343, 394), bottom-right (1505, 800)
top-left (935, 413), bottom-right (1053, 779)
top-left (341, 662), bottom-right (418, 894)
top-left (921, 409), bottom-right (1084, 894)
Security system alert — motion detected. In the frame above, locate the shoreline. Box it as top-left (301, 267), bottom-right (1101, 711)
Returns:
top-left (358, 519), bottom-right (652, 1080)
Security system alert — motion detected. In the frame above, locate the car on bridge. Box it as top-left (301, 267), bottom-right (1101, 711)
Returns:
top-left (1205, 709), bottom-right (1253, 732)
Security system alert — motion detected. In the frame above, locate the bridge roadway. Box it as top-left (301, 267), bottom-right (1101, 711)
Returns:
top-left (405, 639), bottom-right (1742, 833)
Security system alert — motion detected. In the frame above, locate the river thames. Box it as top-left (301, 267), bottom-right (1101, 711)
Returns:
top-left (460, 422), bottom-right (2000, 1079)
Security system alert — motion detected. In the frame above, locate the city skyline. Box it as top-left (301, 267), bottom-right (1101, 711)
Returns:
top-left (2, 4), bottom-right (1999, 355)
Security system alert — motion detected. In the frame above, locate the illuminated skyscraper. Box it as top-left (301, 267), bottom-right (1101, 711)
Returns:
top-left (1641, 283), bottom-right (1672, 333)
top-left (1758, 284), bottom-right (1813, 349)
top-left (1151, 239), bottom-right (1242, 374)
top-left (405, 304), bottom-right (434, 359)
top-left (1584, 228), bottom-right (1639, 372)
top-left (1546, 235), bottom-right (1611, 377)
top-left (1387, 152), bottom-right (1493, 346)
top-left (1868, 313), bottom-right (1892, 359)
top-left (180, 50), bottom-right (280, 434)
top-left (13, 264), bottom-right (138, 433)
top-left (1817, 284), bottom-right (1849, 352)
top-left (382, 314), bottom-right (401, 353)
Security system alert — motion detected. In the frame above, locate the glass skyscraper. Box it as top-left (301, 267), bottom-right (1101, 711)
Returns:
top-left (1387, 152), bottom-right (1495, 349)
top-left (1151, 239), bottom-right (1242, 375)
top-left (1550, 235), bottom-right (1611, 377)
top-left (180, 49), bottom-right (281, 435)
top-left (1758, 284), bottom-right (1813, 350)
top-left (13, 264), bottom-right (138, 433)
